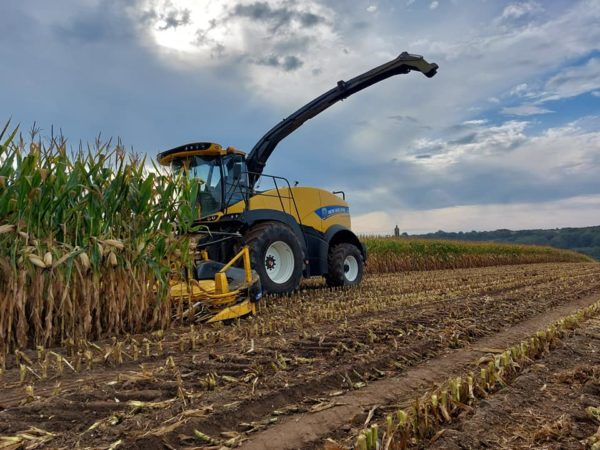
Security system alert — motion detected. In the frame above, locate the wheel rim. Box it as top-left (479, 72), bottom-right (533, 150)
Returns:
top-left (265, 241), bottom-right (295, 284)
top-left (343, 255), bottom-right (359, 282)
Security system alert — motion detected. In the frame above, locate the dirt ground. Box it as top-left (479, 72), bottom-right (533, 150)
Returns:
top-left (427, 316), bottom-right (600, 450)
top-left (0, 262), bottom-right (599, 449)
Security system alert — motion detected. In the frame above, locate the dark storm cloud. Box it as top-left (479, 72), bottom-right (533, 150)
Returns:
top-left (229, 2), bottom-right (327, 31)
top-left (254, 54), bottom-right (304, 71)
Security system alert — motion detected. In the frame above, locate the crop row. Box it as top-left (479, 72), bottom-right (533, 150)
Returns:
top-left (349, 300), bottom-right (600, 450)
top-left (363, 236), bottom-right (590, 273)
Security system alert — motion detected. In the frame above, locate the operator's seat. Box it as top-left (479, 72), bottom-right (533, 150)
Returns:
top-left (197, 190), bottom-right (219, 216)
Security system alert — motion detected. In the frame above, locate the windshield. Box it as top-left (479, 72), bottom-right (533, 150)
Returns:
top-left (171, 154), bottom-right (248, 218)
top-left (172, 156), bottom-right (223, 217)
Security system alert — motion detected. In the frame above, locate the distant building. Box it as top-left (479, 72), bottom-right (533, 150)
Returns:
top-left (394, 224), bottom-right (400, 237)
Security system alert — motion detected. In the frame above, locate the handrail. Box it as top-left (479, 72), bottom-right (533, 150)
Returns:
top-left (245, 171), bottom-right (307, 246)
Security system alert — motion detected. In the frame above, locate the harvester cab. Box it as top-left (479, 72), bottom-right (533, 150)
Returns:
top-left (160, 52), bottom-right (438, 323)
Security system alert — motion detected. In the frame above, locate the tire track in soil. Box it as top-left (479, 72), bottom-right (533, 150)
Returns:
top-left (236, 292), bottom-right (600, 450)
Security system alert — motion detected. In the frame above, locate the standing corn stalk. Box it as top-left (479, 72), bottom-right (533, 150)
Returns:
top-left (0, 122), bottom-right (200, 354)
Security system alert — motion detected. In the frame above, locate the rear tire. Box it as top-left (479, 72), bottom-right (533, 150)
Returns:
top-left (245, 222), bottom-right (304, 294)
top-left (326, 243), bottom-right (364, 287)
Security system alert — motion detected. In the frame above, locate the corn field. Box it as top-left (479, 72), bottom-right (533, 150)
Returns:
top-left (0, 125), bottom-right (592, 355)
top-left (363, 236), bottom-right (590, 273)
top-left (0, 124), bottom-right (200, 354)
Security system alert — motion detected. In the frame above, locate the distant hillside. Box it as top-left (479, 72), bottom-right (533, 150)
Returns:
top-left (414, 226), bottom-right (600, 261)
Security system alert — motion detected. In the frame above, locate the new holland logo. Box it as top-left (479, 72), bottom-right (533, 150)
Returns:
top-left (315, 205), bottom-right (350, 219)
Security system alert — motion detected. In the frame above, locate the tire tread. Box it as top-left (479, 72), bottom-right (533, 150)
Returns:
top-left (326, 243), bottom-right (364, 287)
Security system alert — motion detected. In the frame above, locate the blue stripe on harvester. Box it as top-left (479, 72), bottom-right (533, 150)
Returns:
top-left (315, 205), bottom-right (350, 219)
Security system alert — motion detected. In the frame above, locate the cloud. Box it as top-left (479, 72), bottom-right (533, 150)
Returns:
top-left (508, 82), bottom-right (530, 97)
top-left (462, 119), bottom-right (488, 126)
top-left (502, 57), bottom-right (600, 113)
top-left (136, 0), bottom-right (600, 115)
top-left (429, 1), bottom-right (439, 10)
top-left (228, 1), bottom-right (327, 31)
top-left (408, 120), bottom-right (530, 164)
top-left (538, 57), bottom-right (600, 102)
top-left (253, 54), bottom-right (303, 71)
top-left (338, 117), bottom-right (600, 220)
top-left (366, 5), bottom-right (377, 13)
top-left (157, 6), bottom-right (191, 30)
top-left (388, 115), bottom-right (418, 123)
top-left (500, 1), bottom-right (543, 21)
top-left (501, 105), bottom-right (553, 116)
top-left (136, 0), bottom-right (340, 95)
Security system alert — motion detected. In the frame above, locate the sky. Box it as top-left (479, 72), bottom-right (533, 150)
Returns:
top-left (1, 0), bottom-right (599, 234)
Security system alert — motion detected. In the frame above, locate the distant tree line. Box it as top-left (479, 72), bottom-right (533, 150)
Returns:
top-left (414, 226), bottom-right (600, 261)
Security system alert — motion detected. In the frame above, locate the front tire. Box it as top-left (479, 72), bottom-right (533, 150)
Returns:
top-left (245, 222), bottom-right (304, 294)
top-left (326, 243), bottom-right (364, 287)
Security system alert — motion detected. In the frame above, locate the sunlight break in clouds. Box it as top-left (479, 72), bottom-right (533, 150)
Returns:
top-left (141, 0), bottom-right (336, 65)
top-left (138, 0), bottom-right (349, 105)
top-left (144, 2), bottom-right (230, 53)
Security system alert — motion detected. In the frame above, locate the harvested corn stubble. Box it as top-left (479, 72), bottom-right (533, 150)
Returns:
top-left (350, 300), bottom-right (600, 450)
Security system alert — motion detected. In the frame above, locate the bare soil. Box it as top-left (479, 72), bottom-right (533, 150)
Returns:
top-left (0, 262), bottom-right (599, 449)
top-left (427, 316), bottom-right (600, 450)
top-left (243, 292), bottom-right (600, 450)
